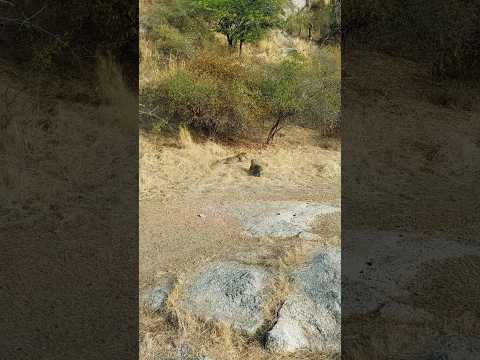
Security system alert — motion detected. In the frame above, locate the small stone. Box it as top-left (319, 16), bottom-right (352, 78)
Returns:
top-left (141, 277), bottom-right (175, 313)
top-left (176, 342), bottom-right (213, 360)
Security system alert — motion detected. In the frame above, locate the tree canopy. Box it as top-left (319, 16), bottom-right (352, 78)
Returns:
top-left (195, 0), bottom-right (285, 52)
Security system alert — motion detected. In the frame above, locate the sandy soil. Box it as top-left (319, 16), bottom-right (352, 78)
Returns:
top-left (139, 126), bottom-right (341, 359)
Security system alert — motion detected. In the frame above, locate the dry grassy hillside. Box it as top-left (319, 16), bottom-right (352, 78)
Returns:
top-left (342, 49), bottom-right (480, 359)
top-left (343, 49), bottom-right (480, 239)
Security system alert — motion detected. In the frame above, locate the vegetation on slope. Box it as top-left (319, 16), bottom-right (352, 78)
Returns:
top-left (139, 0), bottom-right (340, 144)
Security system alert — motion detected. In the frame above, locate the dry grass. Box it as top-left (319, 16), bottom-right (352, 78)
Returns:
top-left (0, 57), bottom-right (135, 225)
top-left (139, 126), bottom-right (340, 204)
top-left (343, 48), bottom-right (480, 236)
top-left (178, 125), bottom-right (194, 148)
top-left (140, 34), bottom-right (186, 89)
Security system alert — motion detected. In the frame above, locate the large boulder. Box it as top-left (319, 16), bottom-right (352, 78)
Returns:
top-left (182, 262), bottom-right (272, 335)
top-left (342, 232), bottom-right (480, 358)
top-left (266, 248), bottom-right (341, 354)
top-left (225, 201), bottom-right (339, 238)
top-left (342, 232), bottom-right (479, 318)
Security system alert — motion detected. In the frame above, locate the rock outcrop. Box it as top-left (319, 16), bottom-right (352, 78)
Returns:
top-left (182, 261), bottom-right (272, 335)
top-left (267, 248), bottom-right (341, 354)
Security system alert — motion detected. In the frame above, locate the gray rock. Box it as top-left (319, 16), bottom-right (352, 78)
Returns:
top-left (342, 232), bottom-right (479, 317)
top-left (225, 201), bottom-right (339, 238)
top-left (142, 278), bottom-right (175, 313)
top-left (380, 302), bottom-right (435, 324)
top-left (176, 342), bottom-right (191, 360)
top-left (342, 279), bottom-right (385, 316)
top-left (291, 0), bottom-right (307, 10)
top-left (182, 262), bottom-right (271, 335)
top-left (298, 231), bottom-right (321, 241)
top-left (267, 248), bottom-right (340, 354)
top-left (342, 232), bottom-right (480, 358)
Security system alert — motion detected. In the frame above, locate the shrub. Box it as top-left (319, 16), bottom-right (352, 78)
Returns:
top-left (302, 47), bottom-right (341, 136)
top-left (141, 0), bottom-right (211, 60)
top-left (152, 24), bottom-right (195, 59)
top-left (149, 64), bottom-right (259, 140)
top-left (258, 49), bottom-right (340, 143)
top-left (139, 1), bottom-right (341, 143)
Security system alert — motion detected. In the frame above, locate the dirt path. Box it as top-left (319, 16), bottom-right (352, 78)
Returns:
top-left (140, 127), bottom-right (340, 283)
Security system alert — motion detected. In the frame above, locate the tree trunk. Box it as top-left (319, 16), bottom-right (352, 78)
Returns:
top-left (239, 40), bottom-right (244, 56)
top-left (227, 35), bottom-right (234, 48)
top-left (266, 117), bottom-right (282, 145)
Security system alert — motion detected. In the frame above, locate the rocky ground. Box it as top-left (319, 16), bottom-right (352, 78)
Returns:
top-left (139, 126), bottom-right (341, 360)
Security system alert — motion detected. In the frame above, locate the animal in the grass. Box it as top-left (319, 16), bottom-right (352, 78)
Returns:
top-left (211, 152), bottom-right (248, 168)
top-left (222, 152), bottom-right (248, 164)
top-left (248, 159), bottom-right (263, 177)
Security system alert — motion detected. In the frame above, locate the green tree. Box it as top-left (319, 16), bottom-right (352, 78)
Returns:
top-left (196, 0), bottom-right (285, 54)
top-left (260, 55), bottom-right (306, 144)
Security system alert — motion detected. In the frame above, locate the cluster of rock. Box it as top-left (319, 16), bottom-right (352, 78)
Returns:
top-left (266, 248), bottom-right (340, 353)
top-left (182, 261), bottom-right (271, 335)
top-left (141, 201), bottom-right (343, 358)
top-left (142, 248), bottom-right (341, 358)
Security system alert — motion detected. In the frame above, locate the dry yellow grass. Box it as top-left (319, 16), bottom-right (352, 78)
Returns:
top-left (343, 48), bottom-right (480, 236)
top-left (0, 56), bottom-right (136, 218)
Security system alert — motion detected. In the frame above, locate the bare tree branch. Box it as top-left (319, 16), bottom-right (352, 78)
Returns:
top-left (0, 0), bottom-right (15, 7)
